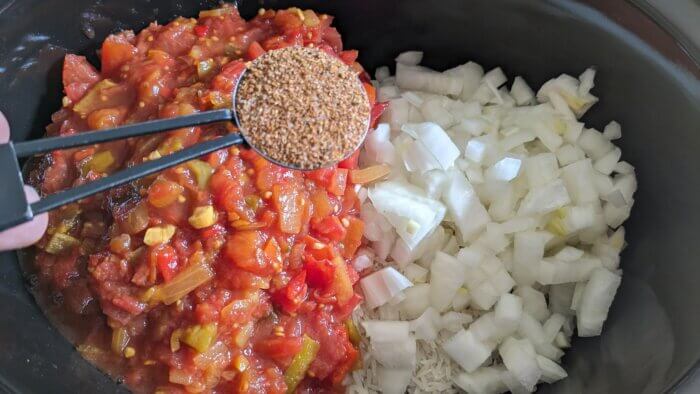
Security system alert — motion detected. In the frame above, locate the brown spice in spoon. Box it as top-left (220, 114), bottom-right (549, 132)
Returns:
top-left (235, 46), bottom-right (370, 170)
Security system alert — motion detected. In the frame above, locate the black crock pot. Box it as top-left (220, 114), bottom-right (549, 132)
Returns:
top-left (0, 1), bottom-right (698, 393)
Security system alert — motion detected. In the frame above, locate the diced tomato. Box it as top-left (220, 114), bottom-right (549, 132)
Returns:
top-left (200, 223), bottom-right (226, 240)
top-left (193, 24), bottom-right (209, 37)
top-left (152, 19), bottom-right (197, 56)
top-left (112, 295), bottom-right (146, 315)
top-left (304, 256), bottom-right (335, 288)
top-left (150, 244), bottom-right (179, 282)
top-left (330, 256), bottom-right (354, 305)
top-left (273, 10), bottom-right (303, 33)
top-left (341, 183), bottom-right (359, 215)
top-left (315, 43), bottom-right (338, 58)
top-left (329, 342), bottom-right (359, 386)
top-left (225, 230), bottom-right (272, 275)
top-left (341, 217), bottom-right (364, 258)
top-left (272, 183), bottom-right (305, 234)
top-left (211, 60), bottom-right (246, 93)
top-left (337, 149), bottom-right (360, 170)
top-left (246, 41), bottom-right (266, 60)
top-left (307, 168), bottom-right (334, 186)
top-left (312, 216), bottom-right (346, 241)
top-left (263, 237), bottom-right (282, 268)
top-left (62, 54), bottom-right (100, 102)
top-left (272, 270), bottom-right (308, 314)
top-left (362, 82), bottom-right (376, 106)
top-left (321, 26), bottom-right (343, 53)
top-left (101, 34), bottom-right (138, 76)
top-left (147, 179), bottom-right (184, 208)
top-left (338, 50), bottom-right (358, 65)
top-left (195, 302), bottom-right (219, 324)
top-left (370, 101), bottom-right (389, 128)
top-left (255, 336), bottom-right (303, 362)
top-left (334, 293), bottom-right (362, 321)
top-left (327, 169), bottom-right (348, 196)
top-left (310, 189), bottom-right (334, 219)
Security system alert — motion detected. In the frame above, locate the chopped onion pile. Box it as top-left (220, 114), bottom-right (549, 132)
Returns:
top-left (349, 51), bottom-right (636, 394)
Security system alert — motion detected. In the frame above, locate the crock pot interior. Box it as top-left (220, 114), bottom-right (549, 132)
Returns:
top-left (0, 0), bottom-right (698, 392)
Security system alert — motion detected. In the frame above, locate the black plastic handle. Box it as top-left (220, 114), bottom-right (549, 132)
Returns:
top-left (14, 109), bottom-right (233, 158)
top-left (30, 132), bottom-right (245, 216)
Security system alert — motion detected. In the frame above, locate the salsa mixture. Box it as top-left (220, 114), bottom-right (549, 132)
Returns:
top-left (28, 5), bottom-right (384, 393)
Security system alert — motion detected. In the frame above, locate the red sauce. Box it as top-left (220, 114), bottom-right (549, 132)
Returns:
top-left (28, 5), bottom-right (382, 393)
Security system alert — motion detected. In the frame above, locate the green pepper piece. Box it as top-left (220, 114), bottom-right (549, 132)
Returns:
top-left (181, 323), bottom-right (217, 353)
top-left (284, 335), bottom-right (320, 393)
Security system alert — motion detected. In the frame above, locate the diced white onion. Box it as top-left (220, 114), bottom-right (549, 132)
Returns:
top-left (396, 50), bottom-right (423, 65)
top-left (576, 268), bottom-right (621, 336)
top-left (443, 329), bottom-right (494, 372)
top-left (360, 267), bottom-right (413, 309)
top-left (362, 321), bottom-right (410, 342)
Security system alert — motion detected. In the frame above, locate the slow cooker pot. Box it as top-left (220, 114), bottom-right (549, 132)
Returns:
top-left (0, 0), bottom-right (698, 392)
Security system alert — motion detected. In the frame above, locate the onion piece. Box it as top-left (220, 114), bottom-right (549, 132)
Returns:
top-left (409, 307), bottom-right (441, 340)
top-left (360, 267), bottom-right (413, 309)
top-left (499, 337), bottom-right (541, 391)
top-left (361, 320), bottom-right (410, 342)
top-left (399, 283), bottom-right (431, 319)
top-left (396, 63), bottom-right (463, 96)
top-left (154, 258), bottom-right (214, 305)
top-left (371, 337), bottom-right (416, 369)
top-left (576, 268), bottom-right (621, 336)
top-left (444, 61), bottom-right (484, 100)
top-left (454, 366), bottom-right (508, 394)
top-left (442, 311), bottom-right (474, 332)
top-left (429, 252), bottom-right (466, 312)
top-left (395, 50), bottom-right (423, 65)
top-left (368, 181), bottom-right (446, 249)
top-left (377, 367), bottom-right (413, 394)
top-left (495, 293), bottom-right (523, 333)
top-left (413, 122), bottom-right (461, 169)
top-left (443, 170), bottom-right (491, 242)
top-left (486, 157), bottom-right (522, 182)
top-left (443, 329), bottom-right (494, 372)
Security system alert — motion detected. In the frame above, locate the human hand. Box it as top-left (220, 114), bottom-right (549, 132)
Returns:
top-left (0, 111), bottom-right (48, 251)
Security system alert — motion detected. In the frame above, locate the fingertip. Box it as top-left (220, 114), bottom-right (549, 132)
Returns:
top-left (0, 111), bottom-right (9, 143)
top-left (22, 185), bottom-right (49, 242)
top-left (0, 185), bottom-right (49, 251)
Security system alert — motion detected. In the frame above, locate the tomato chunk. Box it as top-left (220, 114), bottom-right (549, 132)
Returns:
top-left (151, 244), bottom-right (179, 282)
top-left (62, 55), bottom-right (101, 102)
top-left (272, 270), bottom-right (308, 314)
top-left (101, 33), bottom-right (137, 76)
top-left (304, 256), bottom-right (335, 288)
top-left (255, 336), bottom-right (303, 362)
top-left (225, 230), bottom-right (272, 275)
top-left (312, 216), bottom-right (346, 241)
